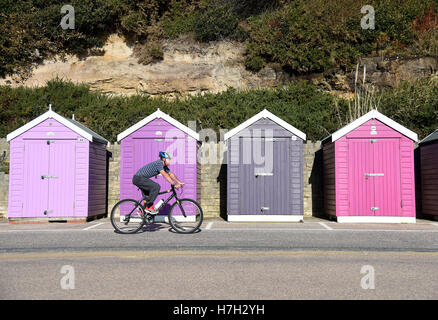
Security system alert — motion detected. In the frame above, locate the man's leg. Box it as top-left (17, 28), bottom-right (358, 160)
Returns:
top-left (132, 175), bottom-right (160, 207)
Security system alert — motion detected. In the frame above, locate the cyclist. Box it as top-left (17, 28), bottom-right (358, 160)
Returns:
top-left (132, 151), bottom-right (184, 215)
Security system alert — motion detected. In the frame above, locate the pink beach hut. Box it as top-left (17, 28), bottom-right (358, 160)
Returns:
top-left (6, 107), bottom-right (109, 221)
top-left (117, 109), bottom-right (200, 222)
top-left (322, 110), bottom-right (418, 223)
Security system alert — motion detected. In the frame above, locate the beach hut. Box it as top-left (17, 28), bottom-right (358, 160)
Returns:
top-left (418, 130), bottom-right (438, 218)
top-left (322, 109), bottom-right (418, 223)
top-left (117, 109), bottom-right (199, 222)
top-left (224, 109), bottom-right (306, 222)
top-left (6, 106), bottom-right (109, 221)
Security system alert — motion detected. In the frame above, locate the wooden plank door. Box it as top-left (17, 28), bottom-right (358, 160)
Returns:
top-left (264, 138), bottom-right (291, 215)
top-left (372, 139), bottom-right (402, 216)
top-left (133, 137), bottom-right (186, 215)
top-left (239, 137), bottom-right (264, 215)
top-left (47, 140), bottom-right (76, 217)
top-left (348, 139), bottom-right (375, 216)
top-left (23, 140), bottom-right (50, 217)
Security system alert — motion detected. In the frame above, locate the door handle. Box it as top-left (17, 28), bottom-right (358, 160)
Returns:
top-left (255, 173), bottom-right (273, 177)
top-left (41, 175), bottom-right (58, 179)
top-left (364, 173), bottom-right (384, 179)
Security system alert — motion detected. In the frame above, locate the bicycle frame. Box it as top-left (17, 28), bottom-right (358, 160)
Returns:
top-left (134, 185), bottom-right (187, 218)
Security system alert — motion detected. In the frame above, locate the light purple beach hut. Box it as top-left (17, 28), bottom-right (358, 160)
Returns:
top-left (224, 109), bottom-right (307, 222)
top-left (6, 107), bottom-right (109, 221)
top-left (117, 109), bottom-right (200, 222)
top-left (322, 110), bottom-right (418, 223)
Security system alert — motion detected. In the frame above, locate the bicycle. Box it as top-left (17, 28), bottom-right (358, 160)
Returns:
top-left (110, 184), bottom-right (203, 234)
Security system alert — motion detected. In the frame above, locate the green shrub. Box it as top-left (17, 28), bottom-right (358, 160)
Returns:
top-left (244, 56), bottom-right (264, 72)
top-left (161, 0), bottom-right (198, 39)
top-left (243, 0), bottom-right (437, 74)
top-left (2, 77), bottom-right (438, 142)
top-left (193, 2), bottom-right (239, 41)
top-left (136, 41), bottom-right (164, 65)
top-left (0, 79), bottom-right (344, 142)
top-left (380, 75), bottom-right (438, 139)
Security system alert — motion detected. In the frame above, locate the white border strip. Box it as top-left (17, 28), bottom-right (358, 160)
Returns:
top-left (337, 216), bottom-right (416, 224)
top-left (227, 215), bottom-right (304, 222)
top-left (224, 109), bottom-right (306, 141)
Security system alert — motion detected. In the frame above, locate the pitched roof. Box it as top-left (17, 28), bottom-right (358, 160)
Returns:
top-left (117, 109), bottom-right (200, 142)
top-left (322, 109), bottom-right (418, 143)
top-left (6, 109), bottom-right (109, 145)
top-left (223, 109), bottom-right (306, 141)
top-left (419, 129), bottom-right (438, 145)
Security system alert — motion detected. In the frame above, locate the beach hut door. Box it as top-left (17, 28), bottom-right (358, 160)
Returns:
top-left (23, 140), bottom-right (50, 217)
top-left (348, 138), bottom-right (401, 216)
top-left (23, 140), bottom-right (76, 218)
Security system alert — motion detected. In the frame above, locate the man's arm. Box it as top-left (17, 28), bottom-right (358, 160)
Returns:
top-left (160, 170), bottom-right (175, 185)
top-left (168, 171), bottom-right (184, 185)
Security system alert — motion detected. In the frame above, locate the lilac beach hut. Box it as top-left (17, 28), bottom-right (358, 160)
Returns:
top-left (117, 109), bottom-right (200, 222)
top-left (6, 107), bottom-right (109, 221)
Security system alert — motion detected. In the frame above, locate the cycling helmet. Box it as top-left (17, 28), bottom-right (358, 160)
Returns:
top-left (159, 151), bottom-right (171, 160)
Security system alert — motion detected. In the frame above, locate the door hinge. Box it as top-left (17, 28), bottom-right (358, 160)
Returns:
top-left (401, 200), bottom-right (403, 208)
top-left (261, 207), bottom-right (270, 212)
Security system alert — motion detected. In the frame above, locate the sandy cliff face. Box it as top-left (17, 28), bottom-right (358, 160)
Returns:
top-left (1, 34), bottom-right (437, 96)
top-left (0, 35), bottom-right (283, 96)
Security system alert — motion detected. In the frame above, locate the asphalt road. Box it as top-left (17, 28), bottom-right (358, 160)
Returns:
top-left (1, 219), bottom-right (438, 253)
top-left (1, 218), bottom-right (438, 299)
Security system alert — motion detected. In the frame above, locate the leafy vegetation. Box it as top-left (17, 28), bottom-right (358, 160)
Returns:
top-left (1, 0), bottom-right (438, 77)
top-left (2, 77), bottom-right (438, 144)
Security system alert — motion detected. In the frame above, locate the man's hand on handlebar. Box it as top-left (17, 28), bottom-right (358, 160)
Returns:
top-left (174, 182), bottom-right (185, 189)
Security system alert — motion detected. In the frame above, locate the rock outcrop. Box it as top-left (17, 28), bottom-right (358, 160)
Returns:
top-left (349, 56), bottom-right (438, 88)
top-left (1, 34), bottom-right (437, 96)
top-left (0, 35), bottom-right (284, 96)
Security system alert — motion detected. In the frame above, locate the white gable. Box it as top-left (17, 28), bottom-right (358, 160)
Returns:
top-left (224, 109), bottom-right (306, 141)
top-left (6, 109), bottom-right (94, 142)
top-left (117, 109), bottom-right (200, 142)
top-left (329, 109), bottom-right (418, 142)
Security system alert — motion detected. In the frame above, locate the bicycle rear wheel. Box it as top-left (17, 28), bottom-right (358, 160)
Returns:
top-left (168, 199), bottom-right (203, 234)
top-left (110, 199), bottom-right (145, 234)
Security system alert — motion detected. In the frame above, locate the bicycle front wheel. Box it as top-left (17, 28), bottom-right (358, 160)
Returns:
top-left (110, 199), bottom-right (145, 234)
top-left (168, 199), bottom-right (203, 234)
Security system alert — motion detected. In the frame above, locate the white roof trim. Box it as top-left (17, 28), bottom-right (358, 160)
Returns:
top-left (117, 109), bottom-right (200, 142)
top-left (6, 110), bottom-right (94, 142)
top-left (330, 109), bottom-right (418, 142)
top-left (224, 109), bottom-right (306, 141)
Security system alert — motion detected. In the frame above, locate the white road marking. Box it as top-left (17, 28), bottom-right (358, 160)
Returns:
top-left (207, 228), bottom-right (438, 233)
top-left (82, 222), bottom-right (106, 231)
top-left (431, 223), bottom-right (438, 228)
top-left (319, 222), bottom-right (333, 230)
top-left (205, 222), bottom-right (214, 230)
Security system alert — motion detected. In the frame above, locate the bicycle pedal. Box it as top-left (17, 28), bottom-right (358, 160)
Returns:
top-left (145, 214), bottom-right (154, 225)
